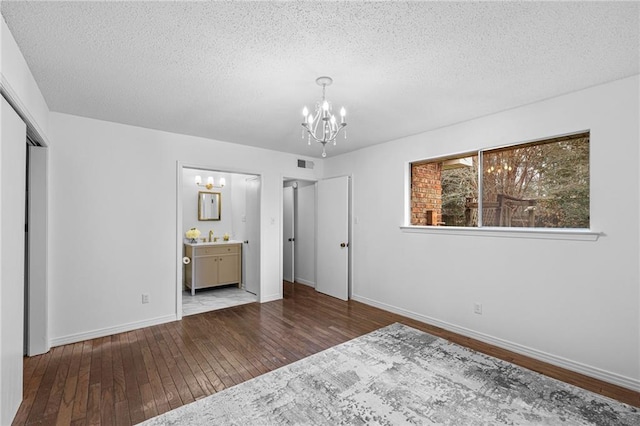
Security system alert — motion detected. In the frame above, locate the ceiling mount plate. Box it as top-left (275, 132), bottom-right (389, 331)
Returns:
top-left (315, 76), bottom-right (333, 86)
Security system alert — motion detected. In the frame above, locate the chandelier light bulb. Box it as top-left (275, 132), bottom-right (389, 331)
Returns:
top-left (195, 175), bottom-right (202, 185)
top-left (330, 115), bottom-right (337, 125)
top-left (307, 114), bottom-right (314, 124)
top-left (219, 177), bottom-right (226, 187)
top-left (322, 100), bottom-right (329, 111)
top-left (302, 106), bottom-right (308, 117)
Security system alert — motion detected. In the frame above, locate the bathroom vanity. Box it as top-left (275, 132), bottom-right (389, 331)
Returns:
top-left (184, 241), bottom-right (242, 295)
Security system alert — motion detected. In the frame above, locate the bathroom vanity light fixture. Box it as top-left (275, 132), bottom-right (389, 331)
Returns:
top-left (301, 76), bottom-right (347, 158)
top-left (195, 175), bottom-right (226, 190)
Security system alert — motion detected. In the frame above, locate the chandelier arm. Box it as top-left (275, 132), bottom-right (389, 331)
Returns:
top-left (330, 118), bottom-right (338, 133)
top-left (312, 108), bottom-right (321, 137)
top-left (333, 124), bottom-right (347, 140)
top-left (302, 124), bottom-right (324, 144)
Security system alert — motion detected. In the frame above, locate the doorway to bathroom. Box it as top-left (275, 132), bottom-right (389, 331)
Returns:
top-left (179, 166), bottom-right (261, 317)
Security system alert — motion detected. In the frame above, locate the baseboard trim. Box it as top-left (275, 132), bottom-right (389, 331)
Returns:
top-left (49, 314), bottom-right (177, 348)
top-left (261, 292), bottom-right (281, 303)
top-left (294, 278), bottom-right (315, 287)
top-left (352, 294), bottom-right (640, 392)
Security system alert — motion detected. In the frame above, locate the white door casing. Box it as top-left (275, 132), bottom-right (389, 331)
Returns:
top-left (316, 176), bottom-right (349, 301)
top-left (0, 97), bottom-right (27, 425)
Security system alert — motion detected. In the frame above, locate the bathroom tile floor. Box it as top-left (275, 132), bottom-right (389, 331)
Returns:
top-left (182, 285), bottom-right (258, 316)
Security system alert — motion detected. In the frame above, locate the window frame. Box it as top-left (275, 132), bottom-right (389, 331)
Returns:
top-left (403, 131), bottom-right (601, 241)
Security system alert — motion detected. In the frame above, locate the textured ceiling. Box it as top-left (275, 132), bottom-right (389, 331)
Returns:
top-left (1, 1), bottom-right (638, 158)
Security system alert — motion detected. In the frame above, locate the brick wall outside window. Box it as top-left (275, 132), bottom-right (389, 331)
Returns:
top-left (411, 162), bottom-right (442, 225)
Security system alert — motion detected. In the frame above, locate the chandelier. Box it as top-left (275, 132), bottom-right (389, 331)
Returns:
top-left (301, 76), bottom-right (347, 157)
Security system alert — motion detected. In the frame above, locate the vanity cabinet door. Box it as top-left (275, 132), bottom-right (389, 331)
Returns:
top-left (194, 256), bottom-right (219, 289)
top-left (218, 253), bottom-right (240, 285)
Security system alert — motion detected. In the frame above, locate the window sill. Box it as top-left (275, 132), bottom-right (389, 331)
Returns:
top-left (399, 225), bottom-right (601, 241)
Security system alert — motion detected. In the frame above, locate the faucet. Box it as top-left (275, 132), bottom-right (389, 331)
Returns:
top-left (209, 230), bottom-right (214, 242)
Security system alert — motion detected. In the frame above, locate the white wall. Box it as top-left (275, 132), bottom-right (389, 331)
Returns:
top-left (324, 75), bottom-right (640, 390)
top-left (295, 181), bottom-right (316, 286)
top-left (48, 112), bottom-right (322, 345)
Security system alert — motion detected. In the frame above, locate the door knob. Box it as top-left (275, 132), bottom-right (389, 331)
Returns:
top-left (288, 238), bottom-right (295, 242)
top-left (243, 240), bottom-right (249, 244)
top-left (340, 242), bottom-right (346, 248)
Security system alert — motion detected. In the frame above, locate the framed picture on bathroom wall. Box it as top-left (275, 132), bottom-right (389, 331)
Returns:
top-left (198, 191), bottom-right (221, 221)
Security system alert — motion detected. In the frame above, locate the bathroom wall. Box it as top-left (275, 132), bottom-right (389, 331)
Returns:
top-left (181, 167), bottom-right (234, 242)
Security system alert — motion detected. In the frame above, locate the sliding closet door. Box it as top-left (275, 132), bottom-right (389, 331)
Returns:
top-left (0, 96), bottom-right (27, 424)
top-left (28, 145), bottom-right (48, 356)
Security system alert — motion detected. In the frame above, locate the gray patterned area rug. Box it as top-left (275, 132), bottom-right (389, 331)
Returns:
top-left (139, 323), bottom-right (639, 425)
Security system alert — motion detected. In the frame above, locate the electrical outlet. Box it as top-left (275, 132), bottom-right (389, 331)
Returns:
top-left (473, 302), bottom-right (482, 315)
top-left (142, 293), bottom-right (150, 304)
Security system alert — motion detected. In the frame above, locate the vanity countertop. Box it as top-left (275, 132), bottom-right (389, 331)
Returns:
top-left (184, 240), bottom-right (242, 247)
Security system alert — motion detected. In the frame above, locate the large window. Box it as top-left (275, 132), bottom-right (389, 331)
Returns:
top-left (410, 132), bottom-right (589, 229)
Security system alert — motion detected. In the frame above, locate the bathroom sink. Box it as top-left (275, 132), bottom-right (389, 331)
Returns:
top-left (185, 240), bottom-right (240, 246)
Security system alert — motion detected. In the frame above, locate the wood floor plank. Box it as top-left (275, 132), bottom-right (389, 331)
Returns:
top-left (12, 350), bottom-right (52, 425)
top-left (70, 340), bottom-right (93, 422)
top-left (141, 327), bottom-right (182, 411)
top-left (85, 383), bottom-right (101, 426)
top-left (100, 386), bottom-right (115, 426)
top-left (54, 343), bottom-right (84, 426)
top-left (25, 345), bottom-right (65, 423)
top-left (120, 332), bottom-right (145, 425)
top-left (111, 334), bottom-right (127, 403)
top-left (135, 329), bottom-right (170, 415)
top-left (14, 282), bottom-right (640, 425)
top-left (139, 382), bottom-right (158, 419)
top-left (114, 400), bottom-right (131, 426)
top-left (156, 326), bottom-right (196, 406)
top-left (162, 325), bottom-right (210, 400)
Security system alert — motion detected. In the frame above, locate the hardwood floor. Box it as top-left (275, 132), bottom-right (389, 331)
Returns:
top-left (13, 282), bottom-right (639, 425)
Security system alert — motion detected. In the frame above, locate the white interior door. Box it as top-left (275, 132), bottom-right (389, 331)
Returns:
top-left (316, 176), bottom-right (349, 300)
top-left (27, 146), bottom-right (48, 356)
top-left (283, 185), bottom-right (294, 282)
top-left (1, 97), bottom-right (27, 424)
top-left (244, 177), bottom-right (260, 295)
